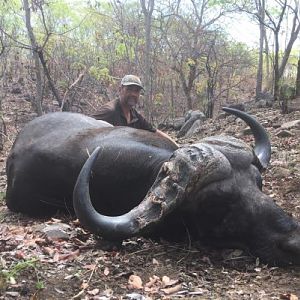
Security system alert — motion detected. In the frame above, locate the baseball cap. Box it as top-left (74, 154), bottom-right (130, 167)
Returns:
top-left (121, 75), bottom-right (143, 89)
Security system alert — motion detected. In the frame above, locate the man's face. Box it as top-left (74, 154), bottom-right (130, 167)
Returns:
top-left (119, 85), bottom-right (142, 108)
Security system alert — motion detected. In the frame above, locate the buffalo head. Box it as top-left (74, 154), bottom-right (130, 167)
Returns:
top-left (73, 108), bottom-right (300, 266)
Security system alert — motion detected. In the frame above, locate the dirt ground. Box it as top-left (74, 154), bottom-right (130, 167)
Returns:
top-left (0, 90), bottom-right (300, 299)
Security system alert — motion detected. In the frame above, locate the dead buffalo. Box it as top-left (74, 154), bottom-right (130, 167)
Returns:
top-left (6, 108), bottom-right (300, 266)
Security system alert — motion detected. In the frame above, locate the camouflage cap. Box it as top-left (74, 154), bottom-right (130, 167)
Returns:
top-left (121, 75), bottom-right (143, 89)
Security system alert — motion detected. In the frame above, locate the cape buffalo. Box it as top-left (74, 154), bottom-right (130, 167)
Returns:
top-left (6, 108), bottom-right (300, 266)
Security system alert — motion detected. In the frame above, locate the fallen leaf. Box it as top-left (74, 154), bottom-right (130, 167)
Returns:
top-left (53, 249), bottom-right (80, 262)
top-left (280, 293), bottom-right (299, 300)
top-left (9, 276), bottom-right (16, 285)
top-left (162, 276), bottom-right (179, 288)
top-left (87, 288), bottom-right (99, 296)
top-left (161, 284), bottom-right (182, 295)
top-left (145, 275), bottom-right (160, 288)
top-left (104, 267), bottom-right (110, 276)
top-left (42, 246), bottom-right (55, 256)
top-left (254, 267), bottom-right (262, 272)
top-left (128, 275), bottom-right (143, 289)
top-left (82, 264), bottom-right (96, 270)
top-left (81, 282), bottom-right (89, 290)
top-left (144, 275), bottom-right (161, 292)
top-left (15, 250), bottom-right (26, 259)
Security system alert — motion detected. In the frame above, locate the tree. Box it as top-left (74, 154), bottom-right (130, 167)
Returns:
top-left (267, 0), bottom-right (300, 112)
top-left (110, 0), bottom-right (144, 72)
top-left (2, 0), bottom-right (69, 113)
top-left (255, 0), bottom-right (265, 100)
top-left (240, 0), bottom-right (300, 112)
top-left (23, 0), bottom-right (43, 115)
top-left (158, 0), bottom-right (235, 112)
top-left (296, 54), bottom-right (300, 97)
top-left (3, 0), bottom-right (299, 123)
top-left (140, 0), bottom-right (155, 120)
top-left (204, 37), bottom-right (256, 117)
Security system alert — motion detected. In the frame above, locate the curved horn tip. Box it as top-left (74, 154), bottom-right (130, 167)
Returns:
top-left (73, 144), bottom-right (139, 241)
top-left (221, 106), bottom-right (271, 170)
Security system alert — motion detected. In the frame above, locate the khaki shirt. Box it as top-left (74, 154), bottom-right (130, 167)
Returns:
top-left (92, 99), bottom-right (156, 132)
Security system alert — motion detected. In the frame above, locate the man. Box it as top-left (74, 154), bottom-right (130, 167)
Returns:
top-left (92, 74), bottom-right (177, 145)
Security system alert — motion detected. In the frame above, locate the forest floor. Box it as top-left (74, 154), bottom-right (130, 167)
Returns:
top-left (0, 91), bottom-right (300, 300)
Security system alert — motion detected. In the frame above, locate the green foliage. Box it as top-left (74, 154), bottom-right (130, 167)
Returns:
top-left (207, 0), bottom-right (235, 7)
top-left (186, 58), bottom-right (196, 68)
top-left (0, 192), bottom-right (5, 222)
top-left (1, 0), bottom-right (298, 120)
top-left (195, 81), bottom-right (206, 96)
top-left (35, 280), bottom-right (45, 290)
top-left (115, 42), bottom-right (127, 57)
top-left (89, 66), bottom-right (113, 84)
top-left (154, 93), bottom-right (163, 105)
top-left (57, 80), bottom-right (69, 89)
top-left (0, 192), bottom-right (5, 204)
top-left (0, 1), bottom-right (24, 42)
top-left (280, 84), bottom-right (295, 100)
top-left (2, 258), bottom-right (37, 279)
top-left (0, 258), bottom-right (44, 290)
top-left (71, 62), bottom-right (86, 72)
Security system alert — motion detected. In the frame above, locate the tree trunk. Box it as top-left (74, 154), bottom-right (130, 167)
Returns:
top-left (256, 0), bottom-right (265, 100)
top-left (205, 55), bottom-right (214, 118)
top-left (206, 81), bottom-right (214, 118)
top-left (264, 34), bottom-right (272, 91)
top-left (37, 49), bottom-right (64, 110)
top-left (23, 0), bottom-right (43, 115)
top-left (170, 78), bottom-right (175, 120)
top-left (278, 23), bottom-right (300, 78)
top-left (296, 55), bottom-right (300, 97)
top-left (140, 0), bottom-right (154, 121)
top-left (273, 32), bottom-right (280, 104)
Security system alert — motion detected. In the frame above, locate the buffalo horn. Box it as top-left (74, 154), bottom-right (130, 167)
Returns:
top-left (222, 107), bottom-right (271, 170)
top-left (73, 147), bottom-right (140, 240)
top-left (73, 146), bottom-right (191, 241)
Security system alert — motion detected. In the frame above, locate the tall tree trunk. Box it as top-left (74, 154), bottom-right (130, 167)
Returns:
top-left (205, 53), bottom-right (214, 118)
top-left (37, 49), bottom-right (64, 110)
top-left (140, 0), bottom-right (154, 121)
top-left (264, 34), bottom-right (272, 90)
top-left (178, 69), bottom-right (193, 110)
top-left (278, 22), bottom-right (300, 78)
top-left (273, 32), bottom-right (280, 103)
top-left (170, 78), bottom-right (175, 120)
top-left (24, 0), bottom-right (64, 111)
top-left (23, 0), bottom-right (43, 116)
top-left (296, 55), bottom-right (300, 97)
top-left (206, 81), bottom-right (214, 118)
top-left (256, 0), bottom-right (265, 100)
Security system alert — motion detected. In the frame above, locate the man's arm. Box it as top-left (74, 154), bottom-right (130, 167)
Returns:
top-left (135, 109), bottom-right (178, 147)
top-left (155, 129), bottom-right (178, 147)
